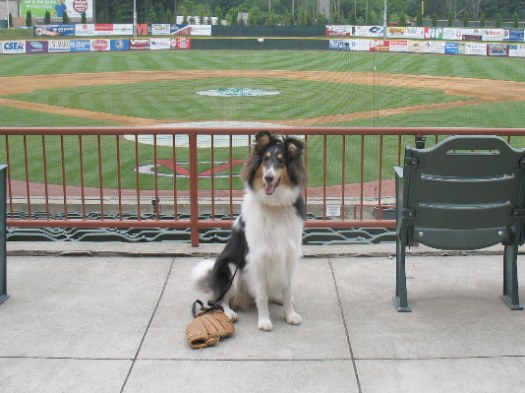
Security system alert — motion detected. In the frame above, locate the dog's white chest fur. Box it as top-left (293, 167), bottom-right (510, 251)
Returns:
top-left (241, 189), bottom-right (303, 294)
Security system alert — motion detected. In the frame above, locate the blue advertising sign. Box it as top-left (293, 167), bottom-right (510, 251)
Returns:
top-left (445, 42), bottom-right (460, 54)
top-left (504, 30), bottom-right (525, 42)
top-left (34, 24), bottom-right (76, 37)
top-left (110, 39), bottom-right (130, 51)
top-left (70, 40), bottom-right (91, 52)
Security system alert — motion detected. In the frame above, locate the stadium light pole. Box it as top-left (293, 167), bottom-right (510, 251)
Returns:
top-left (383, 0), bottom-right (387, 37)
top-left (133, 0), bottom-right (137, 38)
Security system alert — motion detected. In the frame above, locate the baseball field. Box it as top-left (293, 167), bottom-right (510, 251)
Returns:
top-left (1, 49), bottom-right (525, 190)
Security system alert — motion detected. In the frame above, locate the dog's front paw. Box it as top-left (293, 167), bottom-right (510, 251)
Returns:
top-left (286, 312), bottom-right (302, 325)
top-left (257, 318), bottom-right (273, 332)
top-left (224, 308), bottom-right (238, 322)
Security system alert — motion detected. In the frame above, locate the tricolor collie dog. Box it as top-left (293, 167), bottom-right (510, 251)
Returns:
top-left (192, 131), bottom-right (307, 331)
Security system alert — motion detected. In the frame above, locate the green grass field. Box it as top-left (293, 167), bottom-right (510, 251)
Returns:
top-left (1, 50), bottom-right (524, 190)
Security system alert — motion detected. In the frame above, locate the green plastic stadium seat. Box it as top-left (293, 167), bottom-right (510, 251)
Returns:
top-left (393, 135), bottom-right (525, 312)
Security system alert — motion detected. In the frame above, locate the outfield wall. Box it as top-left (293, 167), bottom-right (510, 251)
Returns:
top-left (2, 37), bottom-right (525, 58)
top-left (2, 22), bottom-right (525, 57)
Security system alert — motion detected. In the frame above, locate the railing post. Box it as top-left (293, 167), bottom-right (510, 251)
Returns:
top-left (188, 134), bottom-right (200, 247)
top-left (0, 164), bottom-right (8, 305)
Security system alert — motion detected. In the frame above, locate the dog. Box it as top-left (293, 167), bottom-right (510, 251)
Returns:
top-left (192, 131), bottom-right (307, 331)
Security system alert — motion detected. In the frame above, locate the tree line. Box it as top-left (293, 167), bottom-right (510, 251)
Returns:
top-left (95, 0), bottom-right (523, 27)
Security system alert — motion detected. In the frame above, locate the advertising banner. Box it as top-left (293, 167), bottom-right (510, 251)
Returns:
top-left (110, 40), bottom-right (130, 51)
top-left (26, 41), bottom-right (49, 54)
top-left (509, 44), bottom-right (525, 57)
top-left (443, 28), bottom-right (462, 40)
top-left (462, 34), bottom-right (482, 41)
top-left (94, 24), bottom-right (133, 36)
top-left (362, 26), bottom-right (385, 38)
top-left (76, 24), bottom-right (133, 36)
top-left (405, 27), bottom-right (425, 39)
top-left (386, 27), bottom-right (406, 38)
top-left (150, 38), bottom-right (171, 50)
top-left (34, 25), bottom-right (75, 37)
top-left (48, 40), bottom-right (71, 53)
top-left (325, 25), bottom-right (383, 37)
top-left (408, 41), bottom-right (425, 53)
top-left (329, 40), bottom-right (350, 50)
top-left (325, 25), bottom-right (352, 36)
top-left (370, 40), bottom-right (389, 52)
top-left (21, 0), bottom-right (93, 18)
top-left (424, 28), bottom-right (443, 40)
top-left (170, 25), bottom-right (189, 35)
top-left (389, 40), bottom-right (409, 52)
top-left (130, 39), bottom-right (150, 50)
top-left (69, 39), bottom-right (91, 52)
top-left (90, 39), bottom-right (110, 51)
top-left (445, 42), bottom-right (461, 54)
top-left (329, 39), bottom-right (369, 51)
top-left (487, 44), bottom-right (508, 56)
top-left (151, 24), bottom-right (171, 35)
top-left (187, 25), bottom-right (212, 36)
top-left (504, 30), bottom-right (525, 42)
top-left (76, 24), bottom-right (95, 36)
top-left (170, 37), bottom-right (191, 49)
top-left (464, 42), bottom-right (487, 55)
top-left (423, 41), bottom-right (445, 54)
top-left (2, 41), bottom-right (26, 54)
top-left (482, 29), bottom-right (504, 41)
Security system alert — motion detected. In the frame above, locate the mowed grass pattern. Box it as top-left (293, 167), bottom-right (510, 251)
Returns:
top-left (6, 78), bottom-right (469, 123)
top-left (1, 49), bottom-right (525, 190)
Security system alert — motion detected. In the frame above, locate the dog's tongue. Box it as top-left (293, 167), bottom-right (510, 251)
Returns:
top-left (264, 183), bottom-right (275, 195)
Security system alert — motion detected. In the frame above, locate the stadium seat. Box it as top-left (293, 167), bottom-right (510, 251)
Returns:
top-left (394, 135), bottom-right (525, 311)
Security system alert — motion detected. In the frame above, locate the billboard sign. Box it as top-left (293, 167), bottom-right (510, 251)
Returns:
top-left (21, 0), bottom-right (94, 18)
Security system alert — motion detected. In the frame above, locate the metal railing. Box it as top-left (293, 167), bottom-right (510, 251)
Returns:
top-left (2, 126), bottom-right (525, 246)
top-left (0, 164), bottom-right (8, 304)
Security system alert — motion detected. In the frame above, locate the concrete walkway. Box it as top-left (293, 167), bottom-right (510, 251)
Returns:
top-left (1, 242), bottom-right (525, 393)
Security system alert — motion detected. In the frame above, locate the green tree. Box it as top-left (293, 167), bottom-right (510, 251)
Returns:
top-left (349, 10), bottom-right (357, 25)
top-left (248, 6), bottom-right (262, 25)
top-left (146, 7), bottom-right (157, 23)
top-left (44, 10), bottom-right (51, 24)
top-left (416, 12), bottom-right (423, 26)
top-left (462, 10), bottom-right (468, 27)
top-left (26, 10), bottom-right (32, 27)
top-left (480, 11), bottom-right (486, 27)
top-left (447, 11), bottom-right (453, 27)
top-left (399, 13), bottom-right (407, 26)
top-left (495, 12), bottom-right (502, 28)
top-left (97, 9), bottom-right (107, 23)
top-left (513, 12), bottom-right (519, 28)
top-left (165, 9), bottom-right (173, 23)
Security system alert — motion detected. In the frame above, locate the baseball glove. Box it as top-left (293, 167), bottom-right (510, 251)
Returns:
top-left (186, 308), bottom-right (235, 349)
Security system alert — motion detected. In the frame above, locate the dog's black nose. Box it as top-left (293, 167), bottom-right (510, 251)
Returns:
top-left (264, 174), bottom-right (274, 184)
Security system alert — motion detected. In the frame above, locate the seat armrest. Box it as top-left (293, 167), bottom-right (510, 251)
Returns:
top-left (394, 166), bottom-right (403, 178)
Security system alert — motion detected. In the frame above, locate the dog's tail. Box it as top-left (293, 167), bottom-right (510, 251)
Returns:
top-left (192, 259), bottom-right (215, 293)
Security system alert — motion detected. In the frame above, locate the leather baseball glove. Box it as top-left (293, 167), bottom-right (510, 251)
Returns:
top-left (186, 308), bottom-right (235, 349)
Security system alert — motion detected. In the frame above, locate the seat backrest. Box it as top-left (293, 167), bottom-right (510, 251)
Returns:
top-left (401, 135), bottom-right (525, 250)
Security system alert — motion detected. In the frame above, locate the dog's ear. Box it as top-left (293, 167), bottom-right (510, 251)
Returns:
top-left (254, 131), bottom-right (277, 151)
top-left (283, 137), bottom-right (305, 160)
